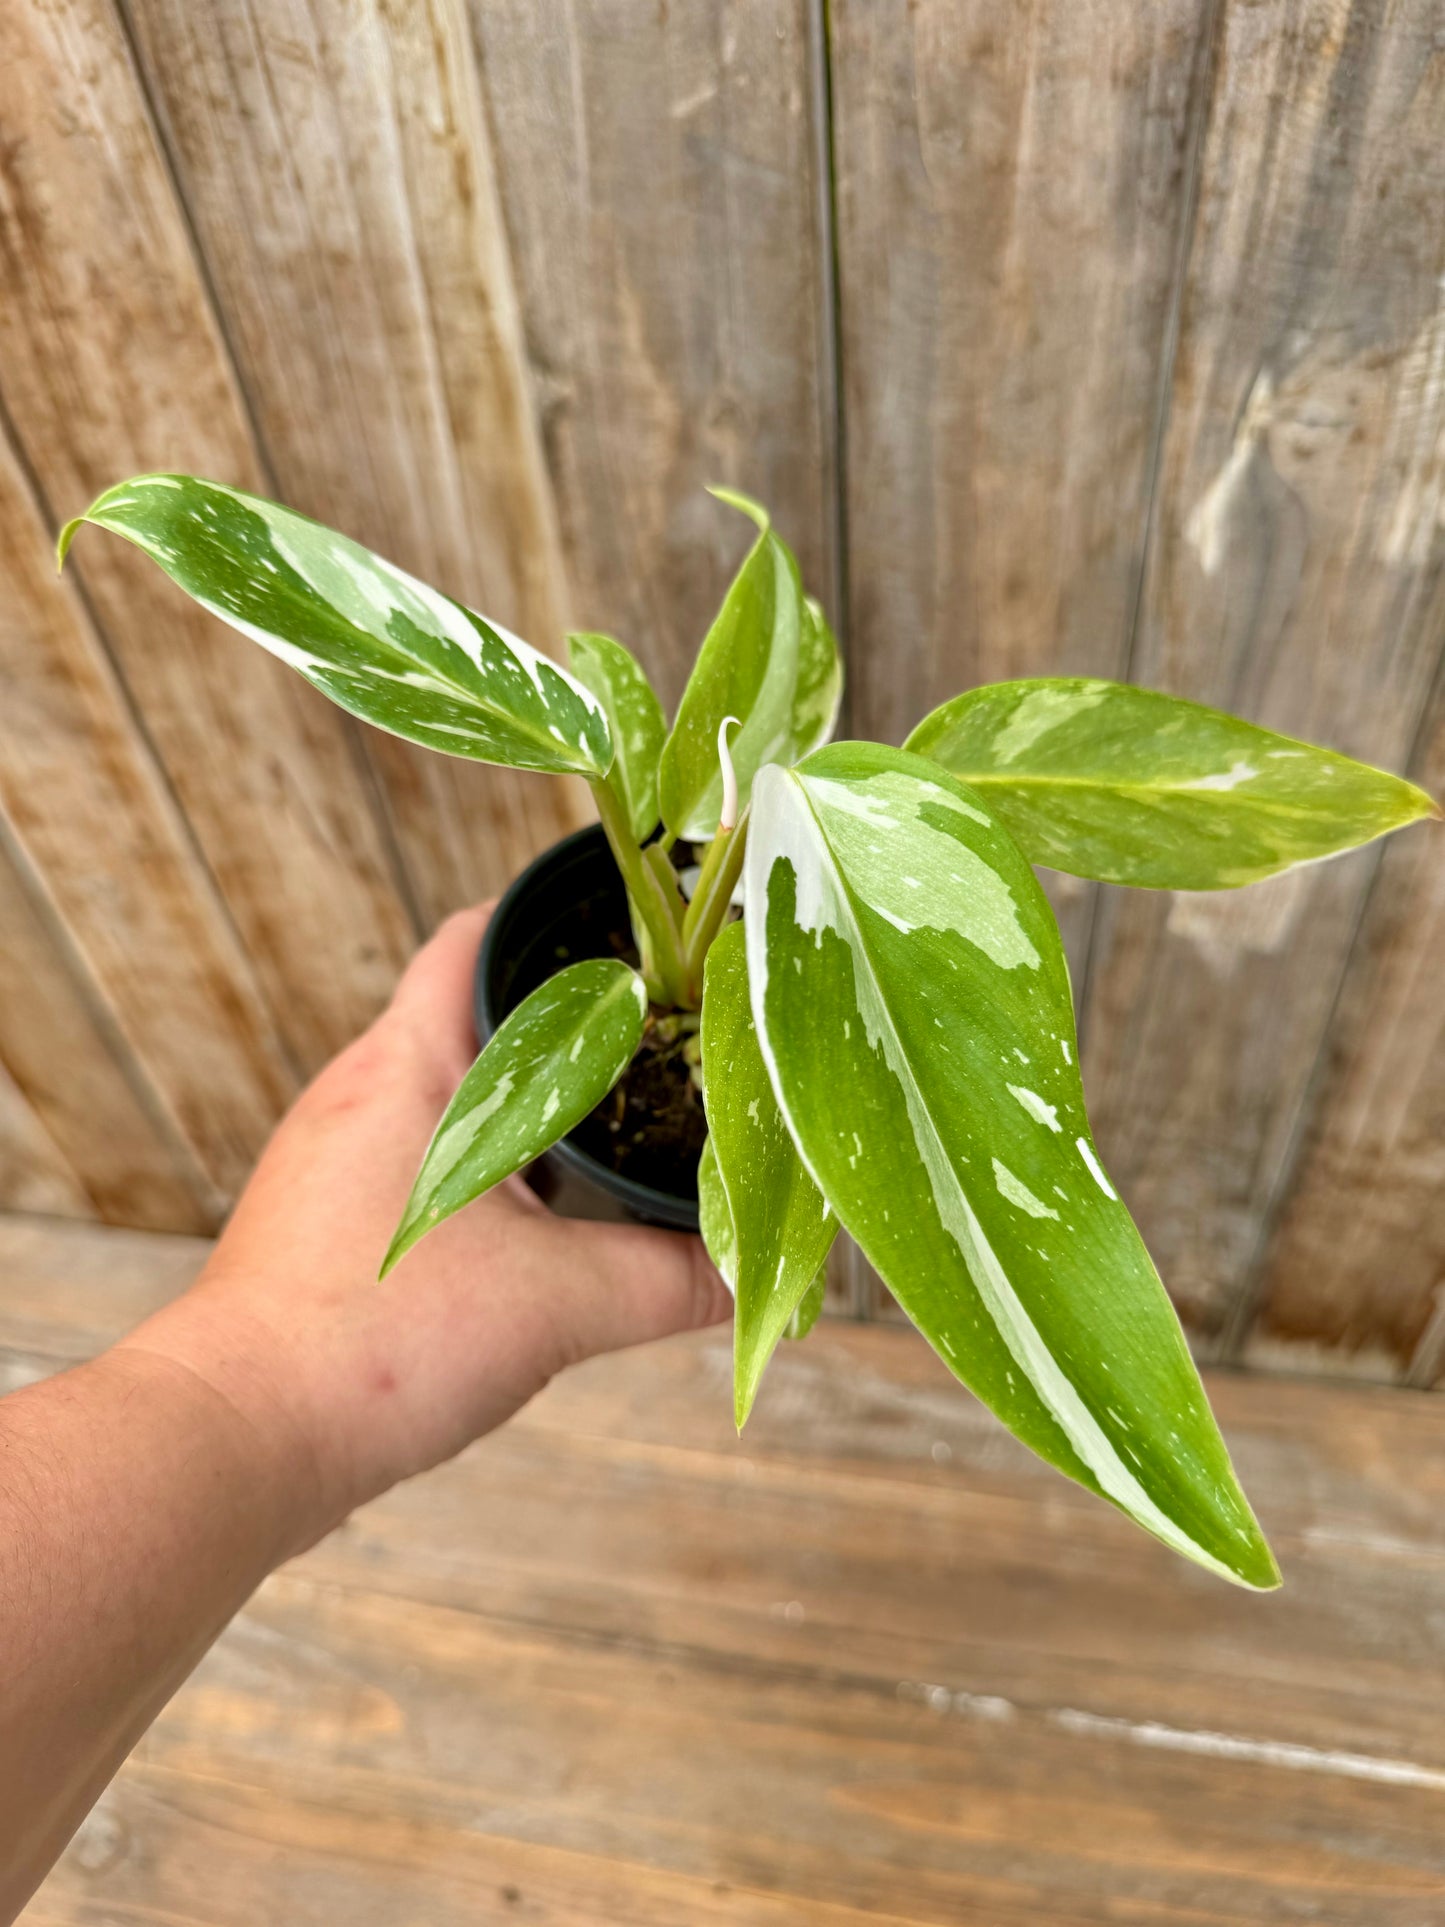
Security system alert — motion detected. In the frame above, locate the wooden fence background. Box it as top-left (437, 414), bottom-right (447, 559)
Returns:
top-left (1, 0), bottom-right (1442, 1386)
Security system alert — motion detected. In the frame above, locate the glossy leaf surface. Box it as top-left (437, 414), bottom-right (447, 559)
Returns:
top-left (906, 678), bottom-right (1438, 889)
top-left (745, 742), bottom-right (1279, 1588)
top-left (658, 490), bottom-right (840, 840)
top-left (701, 921), bottom-right (837, 1427)
top-left (61, 475), bottom-right (612, 776)
top-left (567, 631), bottom-right (667, 840)
top-left (382, 960), bottom-right (646, 1275)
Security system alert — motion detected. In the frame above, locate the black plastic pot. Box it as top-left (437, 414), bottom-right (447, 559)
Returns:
top-left (475, 823), bottom-right (701, 1231)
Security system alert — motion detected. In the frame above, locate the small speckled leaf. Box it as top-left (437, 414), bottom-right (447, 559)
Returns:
top-left (745, 742), bottom-right (1279, 1588)
top-left (567, 632), bottom-right (667, 840)
top-left (905, 678), bottom-right (1438, 889)
top-left (60, 475), bottom-right (612, 777)
top-left (381, 960), bottom-right (647, 1276)
top-left (701, 920), bottom-right (837, 1428)
top-left (658, 491), bottom-right (841, 840)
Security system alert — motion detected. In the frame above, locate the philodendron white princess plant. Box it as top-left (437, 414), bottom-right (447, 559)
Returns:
top-left (61, 475), bottom-right (1440, 1589)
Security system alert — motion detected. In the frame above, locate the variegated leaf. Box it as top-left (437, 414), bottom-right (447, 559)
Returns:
top-left (785, 1268), bottom-right (826, 1341)
top-left (658, 490), bottom-right (841, 841)
top-left (745, 742), bottom-right (1279, 1589)
top-left (382, 959), bottom-right (647, 1276)
top-left (567, 631), bottom-right (667, 840)
top-left (905, 678), bottom-right (1438, 889)
top-left (60, 475), bottom-right (612, 777)
top-left (700, 920), bottom-right (837, 1426)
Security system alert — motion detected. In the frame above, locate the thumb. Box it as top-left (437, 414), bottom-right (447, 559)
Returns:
top-left (539, 1218), bottom-right (732, 1369)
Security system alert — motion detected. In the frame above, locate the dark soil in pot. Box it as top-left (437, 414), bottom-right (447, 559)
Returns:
top-left (475, 824), bottom-right (706, 1231)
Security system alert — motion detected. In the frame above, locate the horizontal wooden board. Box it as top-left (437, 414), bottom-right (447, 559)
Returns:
top-left (7, 1214), bottom-right (1445, 1923)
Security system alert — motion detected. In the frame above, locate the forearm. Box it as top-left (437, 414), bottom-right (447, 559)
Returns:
top-left (0, 1324), bottom-right (321, 1917)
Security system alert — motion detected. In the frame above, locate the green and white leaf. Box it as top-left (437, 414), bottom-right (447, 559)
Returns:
top-left (567, 631), bottom-right (667, 840)
top-left (700, 920), bottom-right (837, 1427)
top-left (785, 1267), bottom-right (826, 1341)
top-left (381, 959), bottom-right (647, 1276)
top-left (658, 490), bottom-right (841, 841)
top-left (697, 1137), bottom-right (736, 1291)
top-left (745, 742), bottom-right (1279, 1588)
top-left (60, 475), bottom-right (612, 778)
top-left (906, 678), bottom-right (1438, 889)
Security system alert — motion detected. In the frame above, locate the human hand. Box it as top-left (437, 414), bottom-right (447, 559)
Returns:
top-left (120, 903), bottom-right (731, 1547)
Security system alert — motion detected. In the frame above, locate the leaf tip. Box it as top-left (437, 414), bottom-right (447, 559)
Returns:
top-left (56, 515), bottom-right (84, 572)
top-left (705, 484), bottom-right (771, 536)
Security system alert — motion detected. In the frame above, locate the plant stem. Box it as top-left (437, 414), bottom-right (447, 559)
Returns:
top-left (681, 814), bottom-right (748, 999)
top-left (643, 841), bottom-right (687, 931)
top-left (589, 777), bottom-right (690, 1006)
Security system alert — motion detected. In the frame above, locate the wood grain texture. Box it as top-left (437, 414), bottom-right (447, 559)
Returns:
top-left (1244, 657), bottom-right (1445, 1383)
top-left (9, 1215), bottom-right (1445, 1923)
top-left (0, 1075), bottom-right (92, 1223)
top-left (470, 0), bottom-right (837, 712)
top-left (0, 432), bottom-right (294, 1199)
top-left (0, 841), bottom-right (216, 1231)
top-left (1079, 0), bottom-right (1445, 1348)
top-left (828, 0), bottom-right (1213, 967)
top-left (0, 0), bottom-right (417, 1069)
top-left (122, 0), bottom-right (587, 921)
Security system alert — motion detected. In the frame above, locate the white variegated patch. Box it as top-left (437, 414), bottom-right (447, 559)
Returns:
top-left (700, 920), bottom-right (836, 1426)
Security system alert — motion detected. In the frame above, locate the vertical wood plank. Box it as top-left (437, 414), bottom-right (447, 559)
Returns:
top-left (0, 838), bottom-right (218, 1232)
top-left (121, 0), bottom-right (587, 922)
top-left (469, 0), bottom-right (837, 710)
top-left (0, 0), bottom-right (417, 1070)
top-left (0, 432), bottom-right (294, 1198)
top-left (0, 1070), bottom-right (94, 1222)
top-left (828, 0), bottom-right (1214, 965)
top-left (1080, 0), bottom-right (1445, 1346)
top-left (1243, 658), bottom-right (1445, 1383)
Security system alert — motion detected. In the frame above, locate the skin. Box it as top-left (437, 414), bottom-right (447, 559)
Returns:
top-left (0, 904), bottom-right (730, 1915)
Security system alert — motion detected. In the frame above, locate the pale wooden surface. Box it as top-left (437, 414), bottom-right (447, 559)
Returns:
top-left (1077, 0), bottom-right (1445, 1355)
top-left (1, 0), bottom-right (1443, 1380)
top-left (8, 1213), bottom-right (1445, 1924)
top-left (830, 0), bottom-right (1213, 975)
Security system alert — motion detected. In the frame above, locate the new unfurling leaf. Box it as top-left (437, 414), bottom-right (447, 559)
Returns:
top-left (658, 490), bottom-right (840, 841)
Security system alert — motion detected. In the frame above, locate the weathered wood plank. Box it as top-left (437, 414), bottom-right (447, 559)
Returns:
top-left (8, 1216), bottom-right (1444, 1924)
top-left (122, 0), bottom-right (586, 921)
top-left (0, 0), bottom-right (417, 1067)
top-left (1244, 660), bottom-right (1445, 1383)
top-left (469, 0), bottom-right (836, 710)
top-left (0, 842), bottom-right (216, 1232)
top-left (828, 0), bottom-right (1213, 967)
top-left (1079, 0), bottom-right (1445, 1346)
top-left (0, 431), bottom-right (294, 1198)
top-left (0, 1075), bottom-right (92, 1223)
